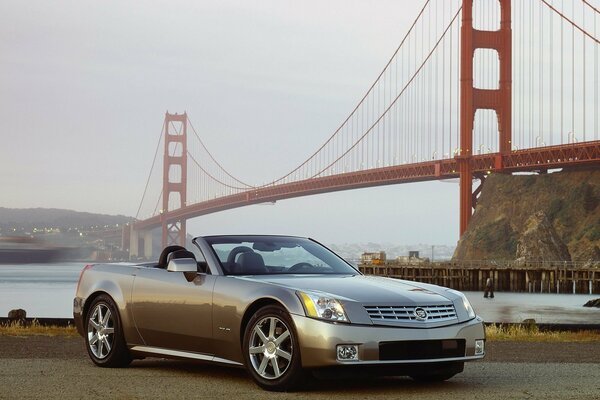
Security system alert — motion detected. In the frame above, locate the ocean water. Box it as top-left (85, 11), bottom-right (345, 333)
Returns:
top-left (0, 263), bottom-right (599, 323)
top-left (0, 263), bottom-right (85, 318)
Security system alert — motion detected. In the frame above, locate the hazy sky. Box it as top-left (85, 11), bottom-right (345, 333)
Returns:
top-left (0, 0), bottom-right (461, 245)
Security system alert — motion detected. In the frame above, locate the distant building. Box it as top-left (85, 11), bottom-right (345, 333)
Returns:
top-left (361, 251), bottom-right (386, 265)
top-left (397, 251), bottom-right (429, 264)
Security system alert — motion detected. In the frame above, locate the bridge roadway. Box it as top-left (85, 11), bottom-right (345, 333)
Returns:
top-left (135, 140), bottom-right (600, 231)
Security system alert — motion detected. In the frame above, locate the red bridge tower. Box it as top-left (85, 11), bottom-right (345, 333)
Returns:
top-left (161, 112), bottom-right (188, 247)
top-left (459, 0), bottom-right (512, 235)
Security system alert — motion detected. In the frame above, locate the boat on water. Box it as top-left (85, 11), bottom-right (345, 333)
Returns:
top-left (0, 236), bottom-right (65, 264)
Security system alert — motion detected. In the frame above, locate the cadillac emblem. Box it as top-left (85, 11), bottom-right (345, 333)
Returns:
top-left (414, 307), bottom-right (428, 321)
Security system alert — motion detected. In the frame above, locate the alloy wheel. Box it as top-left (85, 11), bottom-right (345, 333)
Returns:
top-left (87, 303), bottom-right (115, 359)
top-left (248, 316), bottom-right (293, 380)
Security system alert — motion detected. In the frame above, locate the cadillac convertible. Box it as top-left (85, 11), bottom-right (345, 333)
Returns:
top-left (73, 235), bottom-right (485, 391)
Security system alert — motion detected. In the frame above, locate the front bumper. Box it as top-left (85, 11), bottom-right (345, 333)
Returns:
top-left (73, 296), bottom-right (85, 336)
top-left (292, 314), bottom-right (485, 368)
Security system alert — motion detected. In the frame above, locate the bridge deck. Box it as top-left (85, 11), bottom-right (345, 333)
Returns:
top-left (135, 140), bottom-right (600, 230)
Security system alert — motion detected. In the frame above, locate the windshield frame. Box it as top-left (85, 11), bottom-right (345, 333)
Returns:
top-left (194, 235), bottom-right (360, 276)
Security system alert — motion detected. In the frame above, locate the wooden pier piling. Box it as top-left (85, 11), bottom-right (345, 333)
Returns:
top-left (358, 261), bottom-right (600, 294)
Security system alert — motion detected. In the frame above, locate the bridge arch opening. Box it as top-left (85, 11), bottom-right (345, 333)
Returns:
top-left (473, 109), bottom-right (500, 154)
top-left (472, 0), bottom-right (501, 31)
top-left (168, 164), bottom-right (182, 184)
top-left (473, 49), bottom-right (500, 90)
top-left (167, 192), bottom-right (183, 211)
top-left (168, 142), bottom-right (183, 157)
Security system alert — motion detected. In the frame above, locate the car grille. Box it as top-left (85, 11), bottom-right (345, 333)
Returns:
top-left (364, 304), bottom-right (457, 324)
top-left (379, 339), bottom-right (466, 361)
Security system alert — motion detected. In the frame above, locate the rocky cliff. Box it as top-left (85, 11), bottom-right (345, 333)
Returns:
top-left (453, 168), bottom-right (600, 263)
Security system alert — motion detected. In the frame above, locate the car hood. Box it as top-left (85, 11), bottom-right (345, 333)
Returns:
top-left (238, 274), bottom-right (453, 305)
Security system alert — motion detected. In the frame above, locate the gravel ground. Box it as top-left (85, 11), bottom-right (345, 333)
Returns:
top-left (1, 337), bottom-right (599, 399)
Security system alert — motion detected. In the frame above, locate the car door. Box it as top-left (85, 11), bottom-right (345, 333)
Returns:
top-left (131, 266), bottom-right (216, 355)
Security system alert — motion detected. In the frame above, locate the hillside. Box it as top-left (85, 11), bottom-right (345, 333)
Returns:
top-left (453, 168), bottom-right (600, 263)
top-left (0, 207), bottom-right (131, 233)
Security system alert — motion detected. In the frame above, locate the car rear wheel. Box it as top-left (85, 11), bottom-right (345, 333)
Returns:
top-left (85, 294), bottom-right (132, 368)
top-left (243, 305), bottom-right (305, 391)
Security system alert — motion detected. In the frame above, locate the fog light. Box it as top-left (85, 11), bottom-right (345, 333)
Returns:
top-left (475, 339), bottom-right (485, 355)
top-left (337, 345), bottom-right (359, 361)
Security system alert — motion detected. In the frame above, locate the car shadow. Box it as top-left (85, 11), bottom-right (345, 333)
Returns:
top-left (128, 358), bottom-right (470, 393)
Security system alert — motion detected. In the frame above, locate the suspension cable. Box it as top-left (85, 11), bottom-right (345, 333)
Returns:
top-left (135, 124), bottom-right (164, 219)
top-left (309, 5), bottom-right (463, 179)
top-left (187, 117), bottom-right (255, 188)
top-left (263, 0), bottom-right (432, 186)
top-left (187, 152), bottom-right (254, 190)
top-left (538, 0), bottom-right (600, 43)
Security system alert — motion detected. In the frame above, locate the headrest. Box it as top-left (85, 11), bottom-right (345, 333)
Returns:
top-left (158, 245), bottom-right (186, 268)
top-left (226, 246), bottom-right (254, 266)
top-left (237, 252), bottom-right (267, 275)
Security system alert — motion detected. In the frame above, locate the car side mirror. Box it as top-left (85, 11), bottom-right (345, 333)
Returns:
top-left (167, 258), bottom-right (198, 273)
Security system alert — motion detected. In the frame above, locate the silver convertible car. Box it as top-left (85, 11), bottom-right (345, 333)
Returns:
top-left (73, 235), bottom-right (485, 391)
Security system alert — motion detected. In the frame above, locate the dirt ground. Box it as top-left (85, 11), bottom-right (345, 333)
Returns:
top-left (1, 335), bottom-right (599, 363)
top-left (1, 337), bottom-right (599, 399)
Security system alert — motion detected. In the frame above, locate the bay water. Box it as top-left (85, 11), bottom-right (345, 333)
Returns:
top-left (0, 263), bottom-right (599, 323)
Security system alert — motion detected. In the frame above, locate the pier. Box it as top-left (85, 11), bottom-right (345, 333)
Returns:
top-left (359, 261), bottom-right (600, 294)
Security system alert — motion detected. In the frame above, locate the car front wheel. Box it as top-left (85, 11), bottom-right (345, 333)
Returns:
top-left (243, 305), bottom-right (305, 391)
top-left (85, 294), bottom-right (132, 368)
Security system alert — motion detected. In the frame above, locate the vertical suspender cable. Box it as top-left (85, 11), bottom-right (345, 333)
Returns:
top-left (583, 3), bottom-right (586, 141)
top-left (451, 8), bottom-right (454, 157)
top-left (572, 0), bottom-right (575, 141)
top-left (550, 2), bottom-right (554, 145)
top-left (561, 0), bottom-right (564, 144)
top-left (443, 0), bottom-right (446, 158)
top-left (594, 1), bottom-right (600, 140)
top-left (135, 124), bottom-right (164, 219)
top-left (520, 0), bottom-right (525, 148)
top-left (540, 0), bottom-right (544, 146)
top-left (530, 0), bottom-right (534, 147)
top-left (457, 13), bottom-right (460, 157)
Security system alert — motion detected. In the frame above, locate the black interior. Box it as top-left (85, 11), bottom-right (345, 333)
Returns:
top-left (157, 245), bottom-right (186, 268)
top-left (156, 246), bottom-right (209, 273)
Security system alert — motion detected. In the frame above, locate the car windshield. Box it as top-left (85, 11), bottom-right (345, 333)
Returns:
top-left (202, 236), bottom-right (358, 276)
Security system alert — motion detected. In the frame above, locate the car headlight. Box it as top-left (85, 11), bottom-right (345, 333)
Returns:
top-left (298, 291), bottom-right (349, 322)
top-left (447, 289), bottom-right (476, 319)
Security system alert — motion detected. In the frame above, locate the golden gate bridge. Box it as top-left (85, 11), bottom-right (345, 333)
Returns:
top-left (128, 0), bottom-right (599, 258)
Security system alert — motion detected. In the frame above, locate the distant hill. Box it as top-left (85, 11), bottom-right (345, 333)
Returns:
top-left (0, 207), bottom-right (131, 232)
top-left (454, 168), bottom-right (600, 263)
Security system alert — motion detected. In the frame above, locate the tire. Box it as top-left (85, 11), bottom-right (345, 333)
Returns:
top-left (84, 294), bottom-right (132, 368)
top-left (243, 305), bottom-right (306, 391)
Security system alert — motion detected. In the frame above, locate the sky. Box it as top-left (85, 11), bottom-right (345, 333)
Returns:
top-left (0, 0), bottom-right (462, 245)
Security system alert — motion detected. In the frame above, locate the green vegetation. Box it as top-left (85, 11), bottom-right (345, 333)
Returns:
top-left (547, 198), bottom-right (565, 221)
top-left (582, 183), bottom-right (599, 212)
top-left (586, 223), bottom-right (600, 241)
top-left (455, 170), bottom-right (600, 262)
top-left (472, 218), bottom-right (517, 259)
top-left (574, 217), bottom-right (600, 241)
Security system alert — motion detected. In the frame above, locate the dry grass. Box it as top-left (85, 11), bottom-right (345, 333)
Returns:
top-left (486, 323), bottom-right (600, 342)
top-left (0, 321), bottom-right (78, 337)
top-left (1, 320), bottom-right (598, 342)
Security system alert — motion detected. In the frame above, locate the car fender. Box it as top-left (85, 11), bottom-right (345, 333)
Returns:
top-left (211, 276), bottom-right (305, 363)
top-left (80, 268), bottom-right (141, 345)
